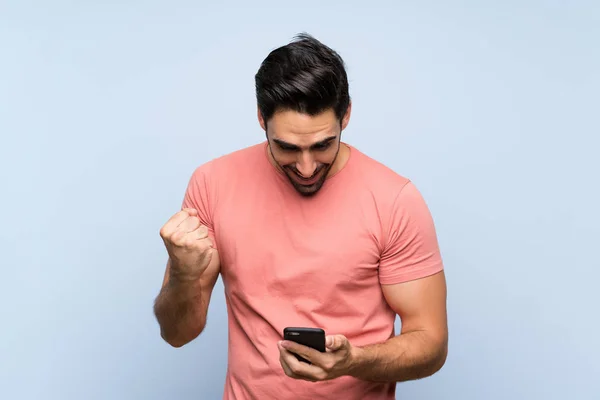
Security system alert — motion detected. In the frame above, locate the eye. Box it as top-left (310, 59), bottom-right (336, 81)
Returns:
top-left (313, 142), bottom-right (331, 151)
top-left (278, 144), bottom-right (297, 152)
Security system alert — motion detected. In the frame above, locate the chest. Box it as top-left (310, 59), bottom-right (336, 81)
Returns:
top-left (213, 189), bottom-right (383, 302)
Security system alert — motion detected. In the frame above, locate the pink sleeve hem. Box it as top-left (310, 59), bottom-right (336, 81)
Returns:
top-left (379, 262), bottom-right (444, 285)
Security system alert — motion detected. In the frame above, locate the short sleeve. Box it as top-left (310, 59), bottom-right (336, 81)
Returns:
top-left (181, 163), bottom-right (218, 249)
top-left (378, 181), bottom-right (444, 285)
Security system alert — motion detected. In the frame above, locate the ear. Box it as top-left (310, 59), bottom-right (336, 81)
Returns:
top-left (341, 101), bottom-right (352, 130)
top-left (257, 106), bottom-right (266, 131)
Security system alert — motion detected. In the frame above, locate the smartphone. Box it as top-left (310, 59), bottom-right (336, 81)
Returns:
top-left (283, 327), bottom-right (326, 363)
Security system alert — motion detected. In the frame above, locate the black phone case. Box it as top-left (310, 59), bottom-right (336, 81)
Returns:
top-left (283, 327), bottom-right (326, 363)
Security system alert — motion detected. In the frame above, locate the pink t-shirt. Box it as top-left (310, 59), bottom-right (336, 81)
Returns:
top-left (182, 141), bottom-right (444, 400)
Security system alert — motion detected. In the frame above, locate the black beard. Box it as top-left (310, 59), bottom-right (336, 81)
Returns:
top-left (268, 141), bottom-right (340, 197)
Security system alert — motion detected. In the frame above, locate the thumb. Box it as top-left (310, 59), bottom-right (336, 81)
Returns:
top-left (326, 335), bottom-right (346, 351)
top-left (182, 208), bottom-right (199, 216)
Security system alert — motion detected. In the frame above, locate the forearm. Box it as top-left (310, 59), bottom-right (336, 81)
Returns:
top-left (153, 276), bottom-right (207, 347)
top-left (349, 330), bottom-right (448, 382)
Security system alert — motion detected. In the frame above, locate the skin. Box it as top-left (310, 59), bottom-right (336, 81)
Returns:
top-left (154, 106), bottom-right (351, 345)
top-left (277, 271), bottom-right (448, 382)
top-left (258, 104), bottom-right (352, 197)
top-left (153, 208), bottom-right (221, 347)
top-left (261, 104), bottom-right (448, 382)
top-left (155, 104), bottom-right (448, 383)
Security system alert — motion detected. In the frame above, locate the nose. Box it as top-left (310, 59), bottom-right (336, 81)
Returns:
top-left (295, 152), bottom-right (317, 178)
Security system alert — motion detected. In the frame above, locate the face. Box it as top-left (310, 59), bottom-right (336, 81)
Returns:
top-left (259, 106), bottom-right (351, 197)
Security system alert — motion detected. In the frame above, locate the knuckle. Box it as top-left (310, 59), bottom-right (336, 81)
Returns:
top-left (280, 365), bottom-right (292, 377)
top-left (182, 236), bottom-right (198, 248)
top-left (191, 239), bottom-right (213, 255)
top-left (159, 227), bottom-right (168, 238)
top-left (193, 239), bottom-right (207, 250)
top-left (194, 238), bottom-right (211, 251)
top-left (170, 231), bottom-right (187, 246)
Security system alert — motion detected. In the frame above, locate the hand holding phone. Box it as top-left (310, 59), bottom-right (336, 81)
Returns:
top-left (283, 327), bottom-right (326, 363)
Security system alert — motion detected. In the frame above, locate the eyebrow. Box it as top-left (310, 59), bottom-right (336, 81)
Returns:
top-left (272, 136), bottom-right (337, 151)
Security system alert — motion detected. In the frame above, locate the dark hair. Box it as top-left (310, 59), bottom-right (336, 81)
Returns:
top-left (255, 33), bottom-right (350, 124)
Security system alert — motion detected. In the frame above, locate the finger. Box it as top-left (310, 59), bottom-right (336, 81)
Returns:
top-left (284, 354), bottom-right (321, 382)
top-left (325, 335), bottom-right (346, 351)
top-left (281, 340), bottom-right (325, 365)
top-left (279, 343), bottom-right (301, 378)
top-left (201, 247), bottom-right (215, 265)
top-left (278, 343), bottom-right (319, 382)
top-left (181, 208), bottom-right (198, 216)
top-left (279, 350), bottom-right (295, 376)
top-left (178, 216), bottom-right (201, 233)
top-left (192, 225), bottom-right (210, 240)
top-left (161, 210), bottom-right (193, 236)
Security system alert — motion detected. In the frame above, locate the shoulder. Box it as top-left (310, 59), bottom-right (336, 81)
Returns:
top-left (346, 144), bottom-right (412, 196)
top-left (345, 145), bottom-right (434, 226)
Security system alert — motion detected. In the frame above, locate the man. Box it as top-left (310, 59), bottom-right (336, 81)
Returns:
top-left (154, 33), bottom-right (448, 399)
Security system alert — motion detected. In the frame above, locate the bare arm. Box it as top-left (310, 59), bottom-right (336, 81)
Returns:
top-left (277, 182), bottom-right (447, 383)
top-left (277, 270), bottom-right (447, 383)
top-left (153, 208), bottom-right (221, 348)
top-left (349, 270), bottom-right (448, 382)
top-left (154, 255), bottom-right (220, 347)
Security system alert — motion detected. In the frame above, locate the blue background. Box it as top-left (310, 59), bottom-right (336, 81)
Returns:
top-left (1, 1), bottom-right (599, 399)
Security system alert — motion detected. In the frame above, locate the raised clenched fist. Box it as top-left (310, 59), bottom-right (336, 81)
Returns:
top-left (160, 208), bottom-right (215, 282)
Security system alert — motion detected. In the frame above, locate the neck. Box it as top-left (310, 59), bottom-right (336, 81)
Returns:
top-left (326, 142), bottom-right (350, 178)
